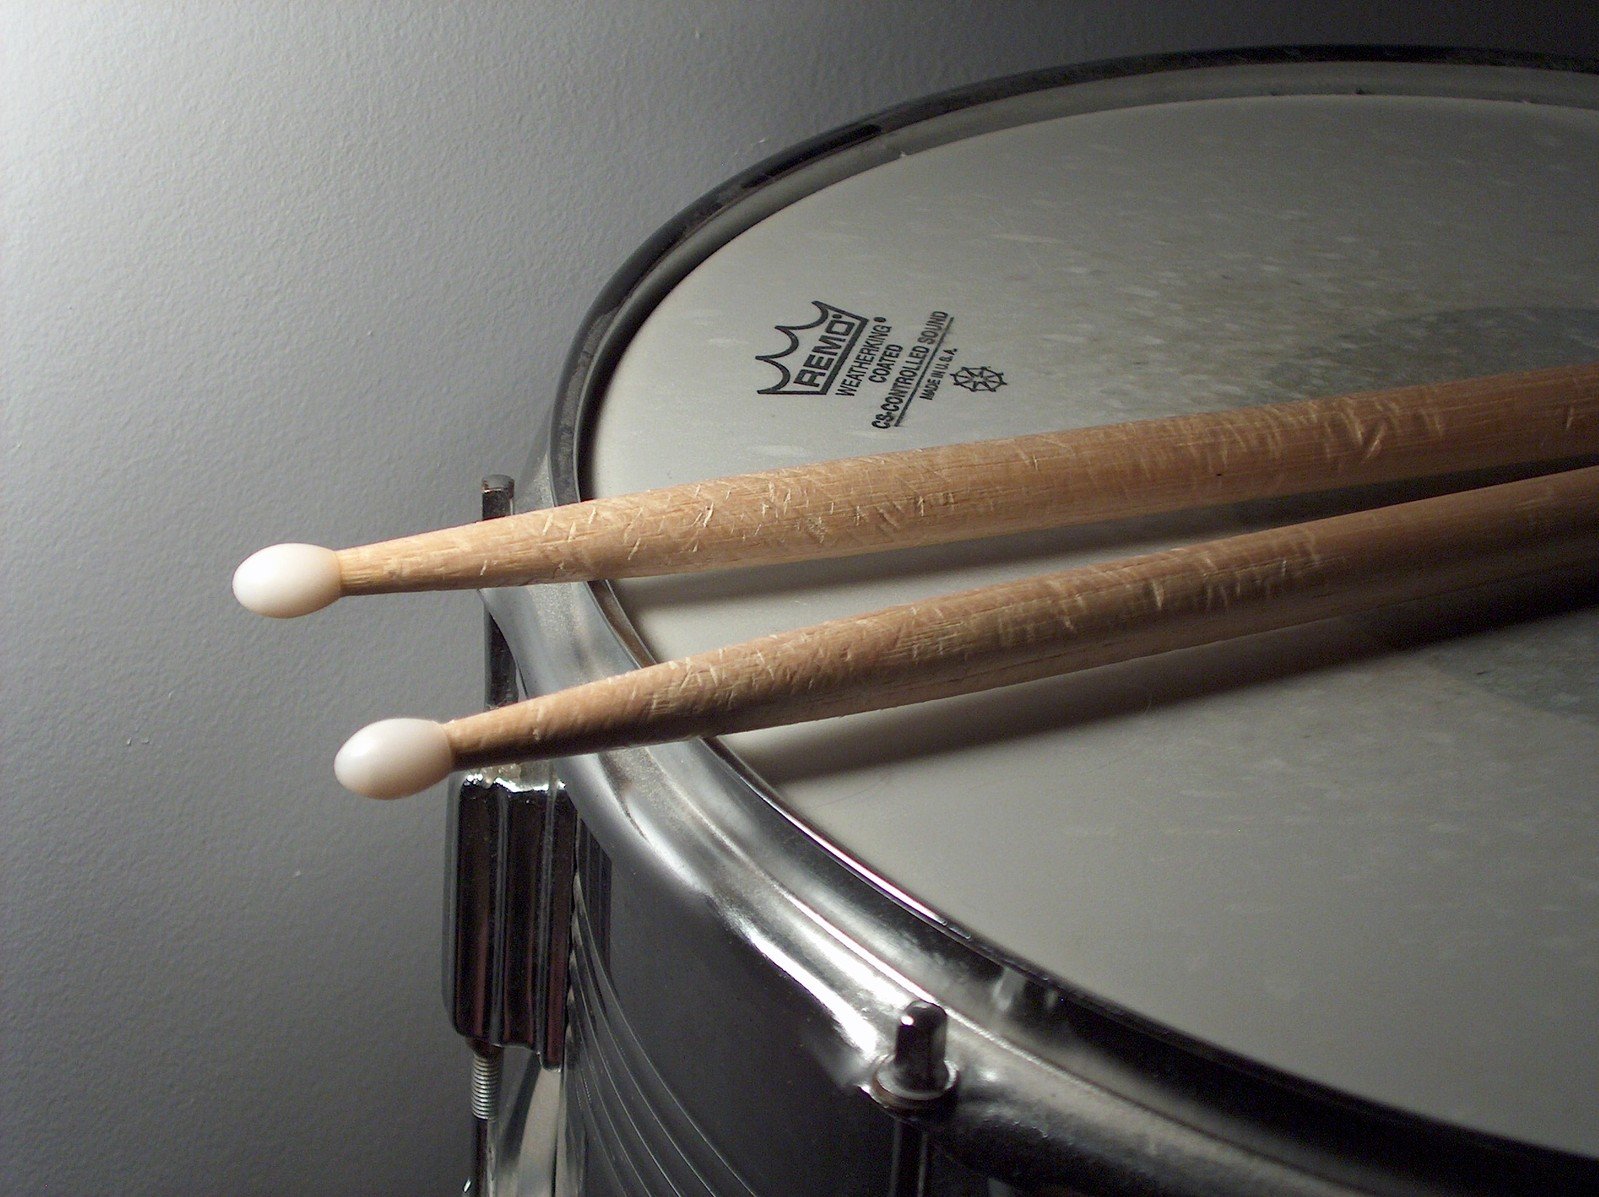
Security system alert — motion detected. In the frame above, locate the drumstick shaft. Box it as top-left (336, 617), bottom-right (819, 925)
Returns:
top-left (339, 363), bottom-right (1599, 593)
top-left (441, 464), bottom-right (1599, 769)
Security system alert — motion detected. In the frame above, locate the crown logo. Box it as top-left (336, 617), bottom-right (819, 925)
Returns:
top-left (755, 301), bottom-right (868, 395)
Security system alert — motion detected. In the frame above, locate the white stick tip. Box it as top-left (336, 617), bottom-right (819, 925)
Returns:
top-left (233, 543), bottom-right (342, 617)
top-left (334, 718), bottom-right (454, 799)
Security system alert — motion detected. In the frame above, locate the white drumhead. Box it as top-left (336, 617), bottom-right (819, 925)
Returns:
top-left (584, 60), bottom-right (1599, 1154)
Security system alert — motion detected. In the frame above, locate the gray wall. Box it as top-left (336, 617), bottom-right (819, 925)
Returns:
top-left (5, 4), bottom-right (1594, 1194)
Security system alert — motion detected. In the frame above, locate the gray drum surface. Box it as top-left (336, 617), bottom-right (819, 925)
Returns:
top-left (550, 58), bottom-right (1599, 1161)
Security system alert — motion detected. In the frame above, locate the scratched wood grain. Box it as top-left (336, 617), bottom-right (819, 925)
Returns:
top-left (336, 362), bottom-right (1599, 594)
top-left (439, 464), bottom-right (1599, 767)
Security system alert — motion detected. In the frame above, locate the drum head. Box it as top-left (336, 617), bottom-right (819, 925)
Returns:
top-left (571, 55), bottom-right (1599, 1157)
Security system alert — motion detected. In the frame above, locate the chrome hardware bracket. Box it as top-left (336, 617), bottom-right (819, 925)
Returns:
top-left (449, 476), bottom-right (576, 1195)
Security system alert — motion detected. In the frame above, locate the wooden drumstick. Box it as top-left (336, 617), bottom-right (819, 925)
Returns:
top-left (234, 363), bottom-right (1599, 617)
top-left (333, 464), bottom-right (1599, 798)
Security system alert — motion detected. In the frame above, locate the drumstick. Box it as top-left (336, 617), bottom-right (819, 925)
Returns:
top-left (332, 464), bottom-right (1599, 798)
top-left (234, 363), bottom-right (1599, 617)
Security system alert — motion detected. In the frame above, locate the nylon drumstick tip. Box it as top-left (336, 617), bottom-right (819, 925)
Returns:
top-left (233, 543), bottom-right (342, 617)
top-left (334, 718), bottom-right (454, 799)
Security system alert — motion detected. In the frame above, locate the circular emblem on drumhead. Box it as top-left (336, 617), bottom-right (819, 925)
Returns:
top-left (950, 365), bottom-right (1006, 393)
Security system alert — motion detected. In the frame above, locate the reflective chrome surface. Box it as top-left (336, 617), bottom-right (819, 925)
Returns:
top-left (453, 477), bottom-right (579, 1197)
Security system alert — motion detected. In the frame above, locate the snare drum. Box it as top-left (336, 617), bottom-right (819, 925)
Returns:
top-left (486, 49), bottom-right (1599, 1195)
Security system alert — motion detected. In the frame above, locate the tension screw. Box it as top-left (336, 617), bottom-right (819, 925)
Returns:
top-left (871, 1001), bottom-right (958, 1113)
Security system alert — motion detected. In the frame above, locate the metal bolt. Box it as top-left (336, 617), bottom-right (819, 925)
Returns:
top-left (471, 1043), bottom-right (502, 1122)
top-left (871, 1001), bottom-right (957, 1113)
